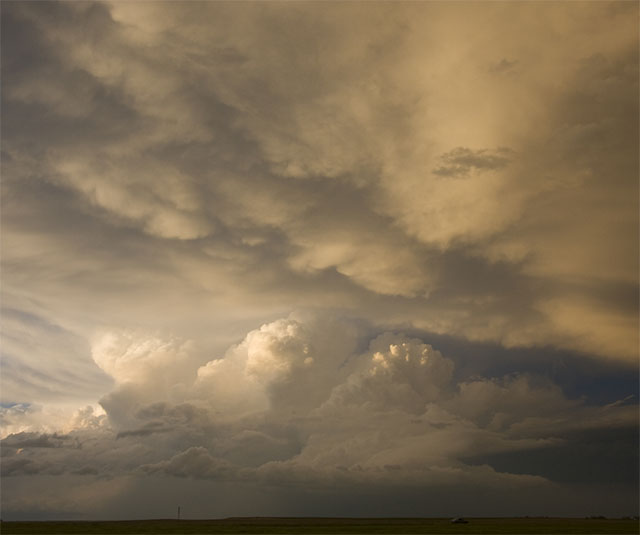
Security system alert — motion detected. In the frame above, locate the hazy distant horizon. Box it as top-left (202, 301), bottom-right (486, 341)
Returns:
top-left (1, 0), bottom-right (638, 521)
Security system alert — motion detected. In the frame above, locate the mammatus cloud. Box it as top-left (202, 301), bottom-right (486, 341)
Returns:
top-left (1, 0), bottom-right (638, 520)
top-left (2, 1), bottom-right (637, 368)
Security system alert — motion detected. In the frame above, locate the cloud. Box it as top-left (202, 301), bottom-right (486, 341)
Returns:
top-left (489, 58), bottom-right (519, 76)
top-left (2, 432), bottom-right (75, 449)
top-left (92, 331), bottom-right (198, 387)
top-left (320, 334), bottom-right (454, 414)
top-left (140, 447), bottom-right (234, 479)
top-left (194, 313), bottom-right (364, 416)
top-left (2, 0), bottom-right (637, 367)
top-left (116, 424), bottom-right (170, 440)
top-left (1, 457), bottom-right (56, 477)
top-left (432, 147), bottom-right (513, 178)
top-left (1, 0), bottom-right (638, 519)
top-left (2, 314), bottom-right (635, 502)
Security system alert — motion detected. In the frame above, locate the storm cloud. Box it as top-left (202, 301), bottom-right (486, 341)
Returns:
top-left (2, 313), bottom-right (638, 518)
top-left (1, 0), bottom-right (638, 520)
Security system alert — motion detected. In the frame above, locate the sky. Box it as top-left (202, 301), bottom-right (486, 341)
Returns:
top-left (1, 0), bottom-right (638, 521)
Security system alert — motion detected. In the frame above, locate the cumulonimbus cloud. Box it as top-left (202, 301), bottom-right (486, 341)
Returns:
top-left (2, 313), bottom-right (636, 494)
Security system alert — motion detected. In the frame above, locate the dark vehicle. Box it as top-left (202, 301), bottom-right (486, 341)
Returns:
top-left (451, 518), bottom-right (469, 524)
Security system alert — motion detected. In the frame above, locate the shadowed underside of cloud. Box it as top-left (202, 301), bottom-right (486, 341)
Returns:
top-left (432, 147), bottom-right (513, 177)
top-left (1, 0), bottom-right (637, 369)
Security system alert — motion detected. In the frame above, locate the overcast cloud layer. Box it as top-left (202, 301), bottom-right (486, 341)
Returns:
top-left (1, 1), bottom-right (638, 520)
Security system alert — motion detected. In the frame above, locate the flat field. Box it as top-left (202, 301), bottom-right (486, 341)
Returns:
top-left (2, 517), bottom-right (639, 534)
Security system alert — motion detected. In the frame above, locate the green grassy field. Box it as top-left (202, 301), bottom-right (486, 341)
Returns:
top-left (2, 517), bottom-right (639, 534)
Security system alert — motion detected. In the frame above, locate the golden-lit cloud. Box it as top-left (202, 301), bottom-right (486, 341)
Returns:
top-left (1, 0), bottom-right (637, 519)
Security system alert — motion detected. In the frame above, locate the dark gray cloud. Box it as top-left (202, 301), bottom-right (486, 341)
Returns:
top-left (139, 447), bottom-right (234, 479)
top-left (489, 58), bottom-right (519, 76)
top-left (463, 426), bottom-right (639, 486)
top-left (433, 147), bottom-right (513, 177)
top-left (116, 425), bottom-right (171, 440)
top-left (2, 432), bottom-right (71, 450)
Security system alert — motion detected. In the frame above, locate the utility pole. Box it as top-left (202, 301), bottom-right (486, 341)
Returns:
top-left (178, 506), bottom-right (181, 520)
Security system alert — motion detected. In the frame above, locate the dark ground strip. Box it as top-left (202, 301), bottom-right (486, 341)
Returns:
top-left (2, 517), bottom-right (639, 534)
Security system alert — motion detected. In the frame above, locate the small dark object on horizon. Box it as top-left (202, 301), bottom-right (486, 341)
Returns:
top-left (451, 518), bottom-right (469, 524)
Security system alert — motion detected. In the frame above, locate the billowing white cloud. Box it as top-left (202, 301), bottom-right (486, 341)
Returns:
top-left (321, 334), bottom-right (454, 414)
top-left (92, 331), bottom-right (197, 387)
